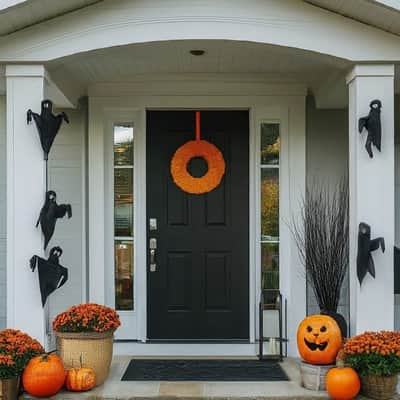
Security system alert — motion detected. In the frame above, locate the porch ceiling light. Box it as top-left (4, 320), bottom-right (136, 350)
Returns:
top-left (189, 50), bottom-right (205, 56)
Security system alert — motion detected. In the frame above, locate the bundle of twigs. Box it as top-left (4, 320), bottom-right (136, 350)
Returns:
top-left (292, 179), bottom-right (349, 313)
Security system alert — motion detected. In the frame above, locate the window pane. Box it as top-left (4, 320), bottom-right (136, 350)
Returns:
top-left (114, 168), bottom-right (133, 237)
top-left (114, 125), bottom-right (134, 166)
top-left (262, 243), bottom-right (279, 290)
top-left (261, 123), bottom-right (280, 165)
top-left (115, 240), bottom-right (134, 310)
top-left (261, 168), bottom-right (279, 240)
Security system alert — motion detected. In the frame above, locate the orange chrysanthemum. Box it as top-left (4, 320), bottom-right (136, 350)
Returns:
top-left (343, 331), bottom-right (400, 377)
top-left (0, 329), bottom-right (44, 379)
top-left (170, 139), bottom-right (225, 195)
top-left (52, 303), bottom-right (121, 334)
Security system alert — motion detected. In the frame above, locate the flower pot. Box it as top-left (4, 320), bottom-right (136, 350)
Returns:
top-left (361, 374), bottom-right (398, 400)
top-left (299, 361), bottom-right (335, 391)
top-left (0, 377), bottom-right (20, 400)
top-left (55, 331), bottom-right (114, 386)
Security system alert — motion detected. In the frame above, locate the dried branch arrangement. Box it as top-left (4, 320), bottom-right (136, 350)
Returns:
top-left (292, 179), bottom-right (349, 313)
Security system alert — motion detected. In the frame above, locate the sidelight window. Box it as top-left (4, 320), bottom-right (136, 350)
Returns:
top-left (260, 123), bottom-right (280, 290)
top-left (113, 124), bottom-right (134, 311)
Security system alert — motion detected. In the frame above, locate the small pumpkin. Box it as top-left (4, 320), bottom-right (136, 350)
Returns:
top-left (22, 354), bottom-right (66, 397)
top-left (297, 314), bottom-right (342, 365)
top-left (65, 367), bottom-right (96, 391)
top-left (326, 365), bottom-right (360, 400)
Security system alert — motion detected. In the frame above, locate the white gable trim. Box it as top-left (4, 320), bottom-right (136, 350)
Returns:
top-left (0, 0), bottom-right (27, 11)
top-left (0, 0), bottom-right (400, 63)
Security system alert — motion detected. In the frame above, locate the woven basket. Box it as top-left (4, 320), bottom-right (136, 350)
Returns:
top-left (361, 374), bottom-right (398, 400)
top-left (56, 331), bottom-right (114, 386)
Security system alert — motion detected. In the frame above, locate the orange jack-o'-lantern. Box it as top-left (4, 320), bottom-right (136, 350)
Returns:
top-left (297, 314), bottom-right (342, 365)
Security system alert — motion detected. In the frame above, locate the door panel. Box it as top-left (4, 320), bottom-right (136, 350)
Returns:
top-left (147, 110), bottom-right (249, 340)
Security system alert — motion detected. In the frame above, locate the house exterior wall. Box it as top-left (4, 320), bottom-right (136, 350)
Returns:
top-left (0, 91), bottom-right (398, 335)
top-left (394, 95), bottom-right (400, 330)
top-left (0, 96), bottom-right (6, 330)
top-left (47, 102), bottom-right (87, 327)
top-left (305, 95), bottom-right (349, 322)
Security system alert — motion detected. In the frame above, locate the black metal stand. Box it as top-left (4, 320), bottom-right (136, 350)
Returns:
top-left (258, 289), bottom-right (288, 361)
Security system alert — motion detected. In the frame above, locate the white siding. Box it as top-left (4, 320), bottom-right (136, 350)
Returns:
top-left (0, 96), bottom-right (5, 330)
top-left (47, 102), bottom-right (87, 329)
top-left (305, 96), bottom-right (349, 323)
top-left (394, 96), bottom-right (400, 330)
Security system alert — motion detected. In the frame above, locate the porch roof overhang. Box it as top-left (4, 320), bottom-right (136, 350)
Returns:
top-left (0, 0), bottom-right (399, 110)
top-left (0, 0), bottom-right (399, 63)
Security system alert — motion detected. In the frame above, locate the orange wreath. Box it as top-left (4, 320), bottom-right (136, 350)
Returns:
top-left (170, 112), bottom-right (225, 194)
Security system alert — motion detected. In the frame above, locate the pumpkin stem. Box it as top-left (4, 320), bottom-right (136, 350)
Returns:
top-left (40, 354), bottom-right (49, 362)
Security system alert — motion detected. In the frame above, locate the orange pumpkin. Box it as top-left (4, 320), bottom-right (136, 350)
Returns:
top-left (326, 366), bottom-right (360, 400)
top-left (22, 354), bottom-right (66, 397)
top-left (297, 314), bottom-right (342, 365)
top-left (65, 367), bottom-right (96, 391)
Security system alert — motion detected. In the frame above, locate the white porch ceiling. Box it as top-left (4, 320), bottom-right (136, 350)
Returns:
top-left (47, 39), bottom-right (351, 106)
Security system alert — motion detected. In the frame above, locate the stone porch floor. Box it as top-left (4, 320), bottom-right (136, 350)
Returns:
top-left (21, 356), bottom-right (399, 399)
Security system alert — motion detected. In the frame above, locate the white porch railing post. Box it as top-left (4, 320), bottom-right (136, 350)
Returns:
top-left (346, 65), bottom-right (395, 335)
top-left (6, 65), bottom-right (46, 344)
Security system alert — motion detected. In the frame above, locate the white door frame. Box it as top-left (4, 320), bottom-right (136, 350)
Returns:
top-left (88, 76), bottom-right (306, 356)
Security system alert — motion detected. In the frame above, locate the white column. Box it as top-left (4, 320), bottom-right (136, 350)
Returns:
top-left (6, 65), bottom-right (46, 344)
top-left (347, 65), bottom-right (395, 334)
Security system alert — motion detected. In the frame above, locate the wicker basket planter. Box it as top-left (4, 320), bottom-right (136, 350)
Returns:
top-left (0, 377), bottom-right (20, 400)
top-left (361, 374), bottom-right (398, 400)
top-left (55, 331), bottom-right (114, 386)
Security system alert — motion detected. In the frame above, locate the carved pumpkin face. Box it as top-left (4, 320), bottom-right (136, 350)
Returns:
top-left (297, 314), bottom-right (342, 365)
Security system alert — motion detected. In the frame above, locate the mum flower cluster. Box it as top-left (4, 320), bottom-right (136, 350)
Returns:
top-left (0, 329), bottom-right (44, 379)
top-left (53, 303), bottom-right (121, 333)
top-left (344, 331), bottom-right (400, 377)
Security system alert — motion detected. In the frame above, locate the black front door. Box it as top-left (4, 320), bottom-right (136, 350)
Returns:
top-left (147, 110), bottom-right (249, 340)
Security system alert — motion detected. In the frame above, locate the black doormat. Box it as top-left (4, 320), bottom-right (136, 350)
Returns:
top-left (121, 359), bottom-right (289, 381)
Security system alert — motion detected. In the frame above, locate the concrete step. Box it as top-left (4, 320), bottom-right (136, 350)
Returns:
top-left (19, 356), bottom-right (399, 400)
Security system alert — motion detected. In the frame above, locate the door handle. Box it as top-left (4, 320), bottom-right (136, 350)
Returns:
top-left (149, 238), bottom-right (157, 272)
top-left (150, 249), bottom-right (156, 264)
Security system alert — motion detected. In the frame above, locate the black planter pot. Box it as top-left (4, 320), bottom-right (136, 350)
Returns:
top-left (320, 310), bottom-right (348, 338)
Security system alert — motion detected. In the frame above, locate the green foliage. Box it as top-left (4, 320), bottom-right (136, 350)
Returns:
top-left (345, 353), bottom-right (400, 377)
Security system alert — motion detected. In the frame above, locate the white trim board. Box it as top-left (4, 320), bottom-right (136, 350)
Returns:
top-left (1, 0), bottom-right (400, 62)
top-left (88, 81), bottom-right (306, 357)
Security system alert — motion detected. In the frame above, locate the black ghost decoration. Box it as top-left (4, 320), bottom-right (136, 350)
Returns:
top-left (358, 99), bottom-right (382, 158)
top-left (30, 246), bottom-right (68, 307)
top-left (27, 100), bottom-right (69, 190)
top-left (27, 100), bottom-right (69, 161)
top-left (357, 222), bottom-right (385, 286)
top-left (36, 190), bottom-right (72, 250)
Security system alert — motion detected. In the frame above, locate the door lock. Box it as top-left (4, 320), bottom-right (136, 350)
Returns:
top-left (149, 238), bottom-right (157, 272)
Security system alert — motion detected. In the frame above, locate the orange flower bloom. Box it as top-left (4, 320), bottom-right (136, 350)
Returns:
top-left (52, 303), bottom-right (121, 333)
top-left (0, 329), bottom-right (44, 379)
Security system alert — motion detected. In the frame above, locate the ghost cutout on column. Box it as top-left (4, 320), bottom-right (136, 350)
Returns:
top-left (27, 99), bottom-right (69, 190)
top-left (30, 247), bottom-right (68, 307)
top-left (36, 191), bottom-right (72, 250)
top-left (357, 222), bottom-right (385, 286)
top-left (358, 100), bottom-right (382, 158)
